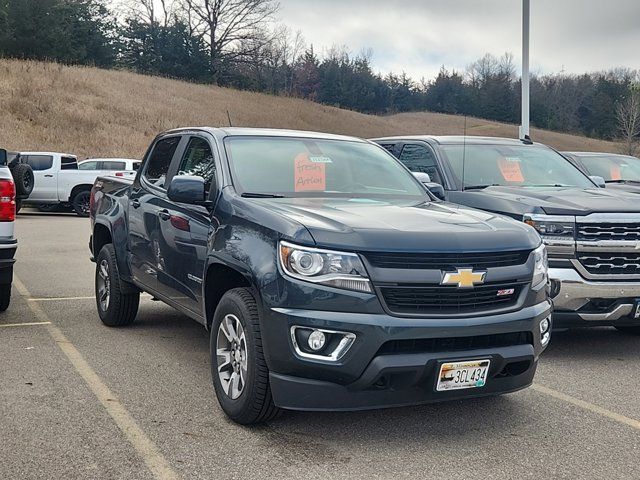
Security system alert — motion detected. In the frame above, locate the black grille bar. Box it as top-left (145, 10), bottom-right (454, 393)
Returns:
top-left (364, 251), bottom-right (530, 270)
top-left (578, 253), bottom-right (640, 275)
top-left (377, 331), bottom-right (533, 355)
top-left (578, 223), bottom-right (640, 241)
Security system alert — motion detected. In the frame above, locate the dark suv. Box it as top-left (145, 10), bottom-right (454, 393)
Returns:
top-left (90, 128), bottom-right (551, 424)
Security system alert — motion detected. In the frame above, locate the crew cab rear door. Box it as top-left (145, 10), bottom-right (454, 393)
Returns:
top-left (154, 134), bottom-right (217, 316)
top-left (128, 135), bottom-right (184, 293)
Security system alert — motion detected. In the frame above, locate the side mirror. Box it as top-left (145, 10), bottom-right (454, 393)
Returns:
top-left (167, 175), bottom-right (206, 204)
top-left (0, 149), bottom-right (6, 166)
top-left (412, 172), bottom-right (446, 200)
top-left (589, 175), bottom-right (606, 188)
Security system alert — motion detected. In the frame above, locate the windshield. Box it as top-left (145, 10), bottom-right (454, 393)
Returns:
top-left (440, 143), bottom-right (595, 189)
top-left (224, 136), bottom-right (426, 198)
top-left (577, 155), bottom-right (640, 182)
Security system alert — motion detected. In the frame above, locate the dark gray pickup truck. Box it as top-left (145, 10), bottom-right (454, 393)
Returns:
top-left (373, 135), bottom-right (640, 332)
top-left (90, 127), bottom-right (551, 424)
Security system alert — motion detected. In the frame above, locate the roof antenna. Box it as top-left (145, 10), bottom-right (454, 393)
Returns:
top-left (226, 110), bottom-right (233, 127)
top-left (461, 115), bottom-right (467, 191)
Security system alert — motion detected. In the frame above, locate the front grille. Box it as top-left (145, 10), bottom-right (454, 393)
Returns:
top-left (578, 253), bottom-right (640, 275)
top-left (380, 281), bottom-right (527, 315)
top-left (377, 331), bottom-right (533, 355)
top-left (364, 251), bottom-right (530, 270)
top-left (578, 223), bottom-right (640, 241)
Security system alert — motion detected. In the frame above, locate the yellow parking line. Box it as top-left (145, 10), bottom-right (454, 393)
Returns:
top-left (0, 321), bottom-right (52, 328)
top-left (533, 384), bottom-right (640, 431)
top-left (13, 277), bottom-right (179, 480)
top-left (28, 296), bottom-right (95, 301)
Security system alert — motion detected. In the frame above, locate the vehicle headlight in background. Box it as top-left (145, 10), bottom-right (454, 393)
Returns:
top-left (524, 214), bottom-right (575, 240)
top-left (279, 241), bottom-right (372, 293)
top-left (532, 244), bottom-right (548, 288)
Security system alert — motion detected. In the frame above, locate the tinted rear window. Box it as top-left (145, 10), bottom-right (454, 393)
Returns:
top-left (24, 155), bottom-right (54, 171)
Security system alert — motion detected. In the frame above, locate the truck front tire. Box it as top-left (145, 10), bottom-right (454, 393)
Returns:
top-left (95, 244), bottom-right (139, 326)
top-left (0, 284), bottom-right (11, 312)
top-left (210, 288), bottom-right (280, 424)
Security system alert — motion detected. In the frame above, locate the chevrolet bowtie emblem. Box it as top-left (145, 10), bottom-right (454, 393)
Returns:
top-left (441, 268), bottom-right (487, 288)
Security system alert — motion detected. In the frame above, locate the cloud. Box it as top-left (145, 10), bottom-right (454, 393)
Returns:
top-left (277, 0), bottom-right (640, 80)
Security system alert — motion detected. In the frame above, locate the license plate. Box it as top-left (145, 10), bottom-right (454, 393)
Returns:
top-left (436, 359), bottom-right (490, 392)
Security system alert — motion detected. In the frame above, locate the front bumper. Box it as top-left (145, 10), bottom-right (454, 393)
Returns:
top-left (550, 267), bottom-right (640, 327)
top-left (0, 239), bottom-right (17, 285)
top-left (262, 300), bottom-right (551, 411)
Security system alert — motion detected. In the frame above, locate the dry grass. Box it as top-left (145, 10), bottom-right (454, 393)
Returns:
top-left (0, 59), bottom-right (620, 159)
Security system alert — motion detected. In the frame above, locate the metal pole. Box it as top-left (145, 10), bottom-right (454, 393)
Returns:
top-left (519, 0), bottom-right (530, 139)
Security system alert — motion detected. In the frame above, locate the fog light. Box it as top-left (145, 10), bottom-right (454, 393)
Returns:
top-left (541, 331), bottom-right (551, 346)
top-left (540, 318), bottom-right (550, 334)
top-left (307, 330), bottom-right (326, 351)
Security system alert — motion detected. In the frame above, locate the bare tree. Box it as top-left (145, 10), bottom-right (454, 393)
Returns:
top-left (180, 0), bottom-right (280, 83)
top-left (617, 84), bottom-right (640, 156)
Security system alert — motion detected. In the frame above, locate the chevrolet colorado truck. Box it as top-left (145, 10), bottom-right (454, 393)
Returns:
top-left (373, 135), bottom-right (640, 332)
top-left (0, 149), bottom-right (17, 311)
top-left (90, 127), bottom-right (551, 424)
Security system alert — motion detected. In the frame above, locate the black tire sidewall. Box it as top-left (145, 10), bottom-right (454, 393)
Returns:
top-left (12, 164), bottom-right (34, 197)
top-left (73, 191), bottom-right (91, 217)
top-left (210, 289), bottom-right (263, 420)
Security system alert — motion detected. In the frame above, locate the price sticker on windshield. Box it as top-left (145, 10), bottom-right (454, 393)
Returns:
top-left (498, 157), bottom-right (524, 182)
top-left (294, 153), bottom-right (326, 192)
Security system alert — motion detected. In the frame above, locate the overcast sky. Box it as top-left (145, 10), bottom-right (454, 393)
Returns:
top-left (277, 0), bottom-right (640, 80)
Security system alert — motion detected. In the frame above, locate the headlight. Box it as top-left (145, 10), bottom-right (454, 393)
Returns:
top-left (279, 241), bottom-right (372, 293)
top-left (524, 214), bottom-right (575, 240)
top-left (532, 244), bottom-right (548, 288)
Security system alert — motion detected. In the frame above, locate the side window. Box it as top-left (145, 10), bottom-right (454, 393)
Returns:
top-left (398, 144), bottom-right (443, 185)
top-left (176, 137), bottom-right (216, 191)
top-left (132, 162), bottom-right (141, 171)
top-left (79, 161), bottom-right (97, 170)
top-left (143, 137), bottom-right (181, 189)
top-left (61, 156), bottom-right (77, 170)
top-left (24, 155), bottom-right (54, 171)
top-left (102, 161), bottom-right (126, 170)
top-left (379, 143), bottom-right (397, 156)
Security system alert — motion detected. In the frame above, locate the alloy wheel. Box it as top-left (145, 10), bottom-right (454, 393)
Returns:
top-left (216, 314), bottom-right (248, 400)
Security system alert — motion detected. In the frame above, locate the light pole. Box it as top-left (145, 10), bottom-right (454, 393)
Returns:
top-left (519, 0), bottom-right (530, 140)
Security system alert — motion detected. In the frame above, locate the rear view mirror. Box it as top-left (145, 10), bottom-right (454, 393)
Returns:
top-left (0, 149), bottom-right (6, 166)
top-left (412, 172), bottom-right (446, 200)
top-left (589, 175), bottom-right (606, 188)
top-left (167, 175), bottom-right (206, 204)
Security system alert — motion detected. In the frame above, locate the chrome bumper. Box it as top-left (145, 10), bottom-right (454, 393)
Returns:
top-left (550, 267), bottom-right (640, 322)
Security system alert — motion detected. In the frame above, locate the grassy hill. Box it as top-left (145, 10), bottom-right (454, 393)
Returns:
top-left (0, 59), bottom-right (620, 159)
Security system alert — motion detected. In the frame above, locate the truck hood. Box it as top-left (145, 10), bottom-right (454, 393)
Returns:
top-left (456, 186), bottom-right (640, 216)
top-left (601, 183), bottom-right (640, 195)
top-left (263, 197), bottom-right (540, 252)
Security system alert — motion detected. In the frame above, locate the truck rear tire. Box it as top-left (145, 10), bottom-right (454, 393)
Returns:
top-left (11, 163), bottom-right (34, 197)
top-left (72, 190), bottom-right (91, 217)
top-left (0, 284), bottom-right (10, 312)
top-left (210, 288), bottom-right (280, 425)
top-left (95, 244), bottom-right (139, 326)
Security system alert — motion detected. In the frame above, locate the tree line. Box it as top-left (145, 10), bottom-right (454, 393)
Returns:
top-left (0, 0), bottom-right (638, 146)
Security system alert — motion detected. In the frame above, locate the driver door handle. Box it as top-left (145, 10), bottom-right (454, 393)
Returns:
top-left (158, 210), bottom-right (171, 221)
top-left (131, 199), bottom-right (141, 208)
top-left (44, 174), bottom-right (54, 178)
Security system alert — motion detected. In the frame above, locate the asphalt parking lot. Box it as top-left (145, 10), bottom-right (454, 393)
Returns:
top-left (2, 212), bottom-right (640, 480)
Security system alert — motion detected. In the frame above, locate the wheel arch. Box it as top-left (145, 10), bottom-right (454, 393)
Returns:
top-left (69, 183), bottom-right (93, 203)
top-left (203, 259), bottom-right (255, 329)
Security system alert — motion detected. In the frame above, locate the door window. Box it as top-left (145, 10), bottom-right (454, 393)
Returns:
top-left (79, 161), bottom-right (98, 170)
top-left (61, 156), bottom-right (78, 170)
top-left (398, 144), bottom-right (443, 185)
top-left (24, 155), bottom-right (53, 171)
top-left (177, 137), bottom-right (216, 191)
top-left (101, 161), bottom-right (126, 170)
top-left (143, 137), bottom-right (181, 189)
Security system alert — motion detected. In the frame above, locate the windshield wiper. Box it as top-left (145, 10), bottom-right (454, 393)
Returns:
top-left (463, 184), bottom-right (501, 191)
top-left (605, 179), bottom-right (640, 184)
top-left (241, 192), bottom-right (285, 198)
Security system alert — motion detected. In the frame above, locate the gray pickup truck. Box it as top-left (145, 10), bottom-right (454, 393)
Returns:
top-left (90, 127), bottom-right (551, 424)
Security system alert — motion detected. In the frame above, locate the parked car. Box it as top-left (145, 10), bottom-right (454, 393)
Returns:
top-left (372, 135), bottom-right (640, 333)
top-left (563, 152), bottom-right (640, 194)
top-left (90, 127), bottom-right (551, 424)
top-left (18, 152), bottom-right (130, 217)
top-left (79, 158), bottom-right (140, 172)
top-left (6, 151), bottom-right (34, 213)
top-left (0, 149), bottom-right (17, 311)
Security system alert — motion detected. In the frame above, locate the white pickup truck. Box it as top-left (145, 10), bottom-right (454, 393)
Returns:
top-left (0, 150), bottom-right (17, 311)
top-left (19, 152), bottom-right (135, 216)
